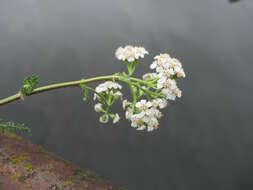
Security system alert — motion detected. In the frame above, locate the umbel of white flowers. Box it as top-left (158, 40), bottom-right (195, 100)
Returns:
top-left (93, 45), bottom-right (185, 132)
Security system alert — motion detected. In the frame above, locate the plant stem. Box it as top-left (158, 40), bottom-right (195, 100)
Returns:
top-left (0, 75), bottom-right (151, 107)
top-left (0, 75), bottom-right (115, 106)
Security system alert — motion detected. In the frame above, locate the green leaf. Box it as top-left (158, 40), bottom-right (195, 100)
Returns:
top-left (0, 119), bottom-right (31, 134)
top-left (80, 84), bottom-right (89, 101)
top-left (20, 74), bottom-right (39, 100)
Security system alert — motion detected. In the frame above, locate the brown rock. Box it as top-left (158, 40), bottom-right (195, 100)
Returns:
top-left (0, 132), bottom-right (125, 190)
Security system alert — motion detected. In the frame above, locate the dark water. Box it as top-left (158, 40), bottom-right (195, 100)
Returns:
top-left (1, 0), bottom-right (253, 189)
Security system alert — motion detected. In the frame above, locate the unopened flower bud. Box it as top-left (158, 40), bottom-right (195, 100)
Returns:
top-left (99, 114), bottom-right (109, 123)
top-left (94, 103), bottom-right (103, 112)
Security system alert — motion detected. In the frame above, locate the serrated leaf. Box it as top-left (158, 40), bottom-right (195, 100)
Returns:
top-left (80, 84), bottom-right (89, 101)
top-left (0, 119), bottom-right (31, 134)
top-left (20, 74), bottom-right (39, 100)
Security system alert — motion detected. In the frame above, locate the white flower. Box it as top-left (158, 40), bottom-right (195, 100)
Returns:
top-left (107, 81), bottom-right (122, 89)
top-left (147, 126), bottom-right (154, 132)
top-left (142, 115), bottom-right (150, 123)
top-left (123, 45), bottom-right (136, 62)
top-left (93, 94), bottom-right (97, 100)
top-left (136, 99), bottom-right (152, 111)
top-left (113, 114), bottom-right (120, 123)
top-left (134, 47), bottom-right (149, 59)
top-left (115, 47), bottom-right (125, 60)
top-left (145, 108), bottom-right (156, 117)
top-left (157, 78), bottom-right (177, 90)
top-left (136, 111), bottom-right (145, 119)
top-left (122, 99), bottom-right (131, 110)
top-left (125, 109), bottom-right (133, 120)
top-left (161, 88), bottom-right (174, 100)
top-left (95, 81), bottom-right (122, 93)
top-left (176, 69), bottom-right (186, 78)
top-left (115, 45), bottom-right (148, 62)
top-left (114, 49), bottom-right (185, 131)
top-left (137, 125), bottom-right (146, 131)
top-left (114, 91), bottom-right (122, 98)
top-left (146, 108), bottom-right (162, 119)
top-left (150, 62), bottom-right (157, 69)
top-left (130, 114), bottom-right (139, 128)
top-left (147, 117), bottom-right (159, 129)
top-left (99, 114), bottom-right (109, 123)
top-left (173, 87), bottom-right (182, 98)
top-left (161, 87), bottom-right (181, 100)
top-left (151, 53), bottom-right (185, 79)
top-left (150, 54), bottom-right (171, 69)
top-left (154, 53), bottom-right (171, 60)
top-left (154, 109), bottom-right (162, 118)
top-left (152, 98), bottom-right (168, 109)
top-left (95, 83), bottom-right (107, 93)
top-left (124, 98), bottom-right (165, 132)
top-left (157, 68), bottom-right (175, 79)
top-left (94, 103), bottom-right (103, 112)
top-left (122, 100), bottom-right (128, 110)
top-left (142, 73), bottom-right (158, 81)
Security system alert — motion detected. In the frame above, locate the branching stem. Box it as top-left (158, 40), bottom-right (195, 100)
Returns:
top-left (0, 74), bottom-right (150, 106)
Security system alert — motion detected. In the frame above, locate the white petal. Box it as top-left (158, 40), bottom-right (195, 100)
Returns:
top-left (113, 114), bottom-right (120, 123)
top-left (146, 101), bottom-right (152, 108)
top-left (150, 62), bottom-right (157, 69)
top-left (137, 125), bottom-right (146, 130)
top-left (147, 126), bottom-right (154, 132)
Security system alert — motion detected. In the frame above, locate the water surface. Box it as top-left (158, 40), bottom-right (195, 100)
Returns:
top-left (1, 0), bottom-right (253, 189)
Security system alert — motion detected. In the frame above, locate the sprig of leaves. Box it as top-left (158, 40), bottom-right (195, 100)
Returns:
top-left (80, 83), bottom-right (90, 101)
top-left (0, 119), bottom-right (31, 134)
top-left (20, 75), bottom-right (39, 100)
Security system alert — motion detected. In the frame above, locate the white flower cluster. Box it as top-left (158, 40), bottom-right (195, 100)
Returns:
top-left (150, 54), bottom-right (185, 78)
top-left (115, 45), bottom-right (149, 62)
top-left (94, 81), bottom-right (122, 101)
top-left (150, 53), bottom-right (185, 101)
top-left (95, 81), bottom-right (122, 93)
top-left (93, 81), bottom-right (122, 124)
top-left (123, 99), bottom-right (167, 132)
top-left (92, 46), bottom-right (185, 132)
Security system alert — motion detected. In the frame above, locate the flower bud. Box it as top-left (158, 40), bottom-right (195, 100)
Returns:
top-left (112, 114), bottom-right (120, 124)
top-left (94, 103), bottom-right (103, 112)
top-left (99, 114), bottom-right (109, 123)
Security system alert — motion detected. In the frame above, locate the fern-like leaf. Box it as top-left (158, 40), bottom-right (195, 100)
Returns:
top-left (20, 74), bottom-right (39, 100)
top-left (0, 119), bottom-right (31, 134)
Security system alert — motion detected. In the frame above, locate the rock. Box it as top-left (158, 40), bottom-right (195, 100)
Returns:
top-left (0, 132), bottom-right (125, 190)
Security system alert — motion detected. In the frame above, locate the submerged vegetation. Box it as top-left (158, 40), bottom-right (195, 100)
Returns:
top-left (0, 45), bottom-right (185, 133)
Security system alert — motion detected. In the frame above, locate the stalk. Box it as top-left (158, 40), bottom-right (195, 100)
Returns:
top-left (0, 75), bottom-right (115, 106)
top-left (0, 75), bottom-right (150, 106)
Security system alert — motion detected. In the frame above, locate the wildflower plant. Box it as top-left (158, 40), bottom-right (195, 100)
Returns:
top-left (0, 45), bottom-right (185, 133)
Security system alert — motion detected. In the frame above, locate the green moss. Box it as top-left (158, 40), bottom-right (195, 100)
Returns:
top-left (9, 154), bottom-right (27, 165)
top-left (2, 131), bottom-right (23, 141)
top-left (9, 153), bottom-right (33, 172)
top-left (73, 169), bottom-right (99, 183)
top-left (23, 162), bottom-right (33, 171)
top-left (11, 172), bottom-right (19, 181)
top-left (65, 179), bottom-right (72, 187)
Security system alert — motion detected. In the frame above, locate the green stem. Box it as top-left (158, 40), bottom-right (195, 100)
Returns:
top-left (0, 75), bottom-right (115, 106)
top-left (0, 74), bottom-right (152, 107)
top-left (130, 85), bottom-right (137, 105)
